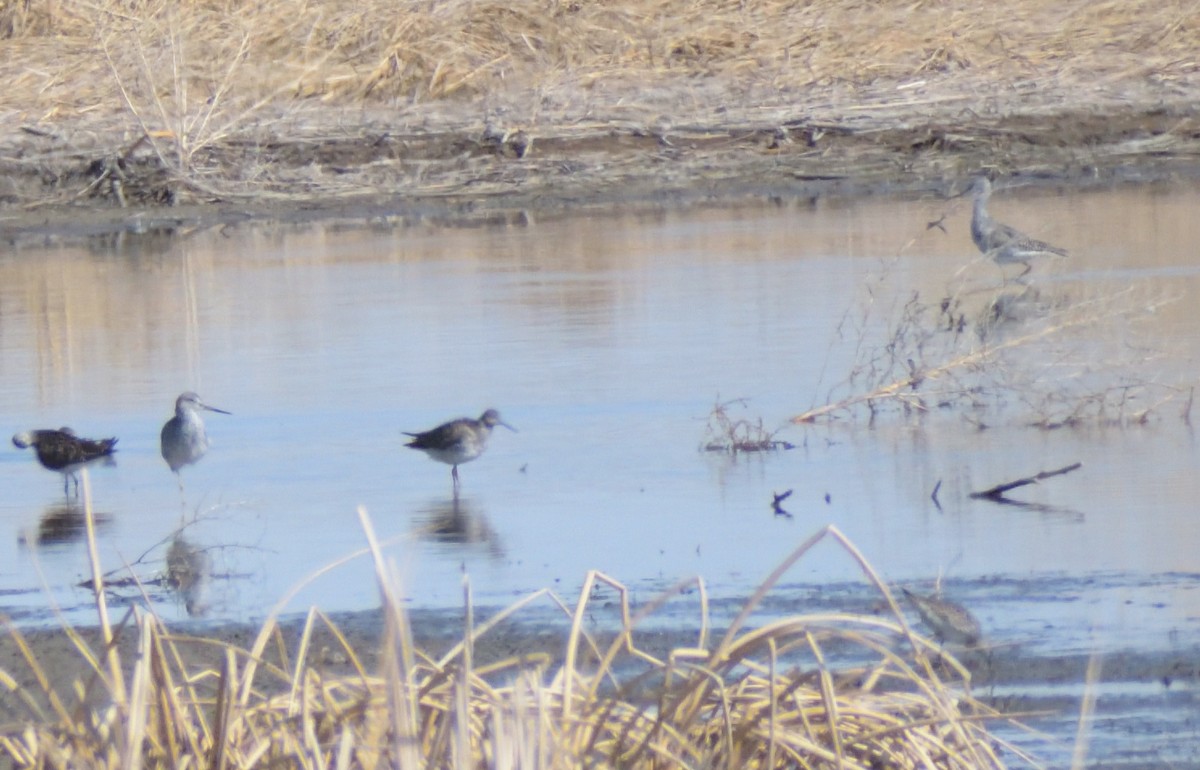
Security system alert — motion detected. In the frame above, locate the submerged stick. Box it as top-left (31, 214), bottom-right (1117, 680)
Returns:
top-left (969, 462), bottom-right (1082, 500)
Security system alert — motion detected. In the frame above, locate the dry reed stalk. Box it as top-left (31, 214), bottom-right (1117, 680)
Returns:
top-left (1069, 654), bottom-right (1103, 770)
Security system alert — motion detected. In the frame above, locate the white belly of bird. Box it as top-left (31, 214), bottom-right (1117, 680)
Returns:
top-left (426, 442), bottom-right (482, 467)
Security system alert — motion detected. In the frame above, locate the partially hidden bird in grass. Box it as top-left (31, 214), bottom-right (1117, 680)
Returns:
top-left (902, 587), bottom-right (983, 648)
top-left (13, 427), bottom-right (117, 496)
top-left (969, 176), bottom-right (1068, 277)
top-left (404, 409), bottom-right (515, 489)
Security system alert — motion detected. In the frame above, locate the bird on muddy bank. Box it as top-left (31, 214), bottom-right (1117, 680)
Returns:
top-left (404, 409), bottom-right (515, 490)
top-left (160, 392), bottom-right (231, 487)
top-left (968, 176), bottom-right (1068, 277)
top-left (13, 427), bottom-right (118, 496)
top-left (902, 587), bottom-right (983, 648)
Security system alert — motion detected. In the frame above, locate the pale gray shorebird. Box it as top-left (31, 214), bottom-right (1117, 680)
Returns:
top-left (160, 392), bottom-right (231, 488)
top-left (902, 587), bottom-right (982, 648)
top-left (404, 409), bottom-right (515, 489)
top-left (969, 176), bottom-right (1068, 277)
top-left (13, 428), bottom-right (117, 496)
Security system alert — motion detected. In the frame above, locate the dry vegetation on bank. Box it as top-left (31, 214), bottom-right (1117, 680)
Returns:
top-left (0, 0), bottom-right (1197, 207)
top-left (3, 0), bottom-right (1192, 117)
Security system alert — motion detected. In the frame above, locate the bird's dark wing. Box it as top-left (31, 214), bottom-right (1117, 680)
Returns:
top-left (35, 430), bottom-right (117, 469)
top-left (404, 420), bottom-right (467, 450)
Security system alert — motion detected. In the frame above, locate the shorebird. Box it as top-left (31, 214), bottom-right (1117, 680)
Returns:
top-left (160, 392), bottom-right (231, 485)
top-left (969, 176), bottom-right (1068, 277)
top-left (13, 428), bottom-right (117, 496)
top-left (404, 409), bottom-right (515, 488)
top-left (902, 588), bottom-right (982, 648)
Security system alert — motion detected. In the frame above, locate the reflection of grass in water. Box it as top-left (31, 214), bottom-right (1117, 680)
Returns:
top-left (1, 484), bottom-right (1028, 769)
top-left (798, 270), bottom-right (1191, 429)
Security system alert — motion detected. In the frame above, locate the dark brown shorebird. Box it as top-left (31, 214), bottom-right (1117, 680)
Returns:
top-left (404, 409), bottom-right (515, 489)
top-left (13, 428), bottom-right (117, 496)
top-left (902, 587), bottom-right (983, 648)
top-left (160, 392), bottom-right (231, 489)
top-left (969, 176), bottom-right (1068, 277)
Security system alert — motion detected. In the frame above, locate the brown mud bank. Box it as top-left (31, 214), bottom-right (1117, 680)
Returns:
top-left (3, 100), bottom-right (1199, 246)
top-left (1, 0), bottom-right (1198, 243)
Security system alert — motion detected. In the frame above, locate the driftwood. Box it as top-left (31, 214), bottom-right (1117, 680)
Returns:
top-left (970, 462), bottom-right (1082, 501)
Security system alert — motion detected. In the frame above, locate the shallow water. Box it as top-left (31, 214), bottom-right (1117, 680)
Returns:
top-left (2, 182), bottom-right (1200, 762)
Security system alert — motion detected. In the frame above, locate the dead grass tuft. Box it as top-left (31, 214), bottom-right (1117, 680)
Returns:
top-left (702, 397), bottom-right (794, 452)
top-left (0, 485), bottom-right (1027, 769)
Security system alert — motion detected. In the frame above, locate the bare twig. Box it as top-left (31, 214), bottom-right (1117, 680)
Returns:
top-left (970, 462), bottom-right (1082, 500)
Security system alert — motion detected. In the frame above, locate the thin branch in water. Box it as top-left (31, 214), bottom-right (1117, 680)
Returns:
top-left (969, 462), bottom-right (1082, 501)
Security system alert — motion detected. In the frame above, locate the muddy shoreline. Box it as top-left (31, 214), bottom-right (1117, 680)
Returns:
top-left (3, 100), bottom-right (1200, 247)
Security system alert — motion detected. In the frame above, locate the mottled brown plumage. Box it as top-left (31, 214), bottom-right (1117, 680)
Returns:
top-left (970, 176), bottom-right (1068, 276)
top-left (902, 588), bottom-right (982, 647)
top-left (13, 428), bottom-right (118, 495)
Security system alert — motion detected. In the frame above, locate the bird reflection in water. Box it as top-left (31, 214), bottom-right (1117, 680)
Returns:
top-left (414, 496), bottom-right (504, 559)
top-left (166, 534), bottom-right (212, 616)
top-left (17, 501), bottom-right (112, 548)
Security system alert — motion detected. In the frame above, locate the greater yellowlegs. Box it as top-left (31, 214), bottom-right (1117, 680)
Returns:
top-left (404, 409), bottom-right (515, 488)
top-left (160, 392), bottom-right (231, 484)
top-left (969, 176), bottom-right (1068, 276)
top-left (902, 588), bottom-right (982, 647)
top-left (13, 428), bottom-right (117, 496)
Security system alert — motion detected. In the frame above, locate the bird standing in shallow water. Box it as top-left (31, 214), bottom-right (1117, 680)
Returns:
top-left (160, 392), bottom-right (231, 488)
top-left (969, 176), bottom-right (1068, 277)
top-left (405, 409), bottom-right (515, 490)
top-left (902, 588), bottom-right (982, 648)
top-left (13, 428), bottom-right (117, 496)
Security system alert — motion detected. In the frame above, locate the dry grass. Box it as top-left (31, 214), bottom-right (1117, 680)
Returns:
top-left (0, 0), bottom-right (1196, 201)
top-left (702, 398), bottom-right (794, 453)
top-left (3, 0), bottom-right (1195, 118)
top-left (0, 478), bottom-right (1029, 769)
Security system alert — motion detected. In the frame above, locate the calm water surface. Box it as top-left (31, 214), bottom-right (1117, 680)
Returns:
top-left (2, 183), bottom-right (1200, 664)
